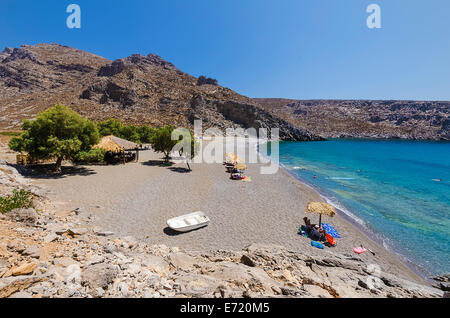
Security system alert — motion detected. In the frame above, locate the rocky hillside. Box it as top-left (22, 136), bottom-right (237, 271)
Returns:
top-left (254, 98), bottom-right (449, 140)
top-left (0, 44), bottom-right (321, 141)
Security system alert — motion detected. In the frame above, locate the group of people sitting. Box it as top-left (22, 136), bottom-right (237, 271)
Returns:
top-left (224, 163), bottom-right (245, 180)
top-left (300, 217), bottom-right (326, 241)
top-left (300, 217), bottom-right (336, 246)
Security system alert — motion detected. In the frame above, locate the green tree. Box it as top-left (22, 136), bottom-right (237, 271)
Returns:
top-left (136, 126), bottom-right (155, 143)
top-left (150, 126), bottom-right (198, 168)
top-left (119, 125), bottom-right (141, 143)
top-left (74, 148), bottom-right (106, 163)
top-left (97, 118), bottom-right (154, 144)
top-left (171, 128), bottom-right (199, 171)
top-left (97, 118), bottom-right (123, 137)
top-left (9, 104), bottom-right (100, 172)
top-left (149, 126), bottom-right (178, 163)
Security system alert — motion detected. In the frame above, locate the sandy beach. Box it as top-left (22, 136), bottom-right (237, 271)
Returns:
top-left (25, 138), bottom-right (426, 285)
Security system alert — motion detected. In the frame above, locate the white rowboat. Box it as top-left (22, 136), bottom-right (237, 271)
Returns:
top-left (166, 211), bottom-right (210, 232)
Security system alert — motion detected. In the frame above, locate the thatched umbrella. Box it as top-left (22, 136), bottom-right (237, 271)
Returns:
top-left (93, 136), bottom-right (124, 153)
top-left (93, 136), bottom-right (140, 163)
top-left (108, 135), bottom-right (138, 150)
top-left (225, 153), bottom-right (235, 163)
top-left (234, 163), bottom-right (248, 171)
top-left (93, 135), bottom-right (139, 153)
top-left (225, 153), bottom-right (243, 164)
top-left (306, 202), bottom-right (336, 226)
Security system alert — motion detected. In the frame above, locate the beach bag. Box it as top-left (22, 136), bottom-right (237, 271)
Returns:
top-left (326, 233), bottom-right (336, 246)
top-left (311, 241), bottom-right (324, 249)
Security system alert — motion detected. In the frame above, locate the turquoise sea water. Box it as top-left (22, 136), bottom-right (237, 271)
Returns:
top-left (263, 139), bottom-right (450, 276)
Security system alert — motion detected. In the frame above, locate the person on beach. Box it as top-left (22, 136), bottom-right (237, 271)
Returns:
top-left (312, 225), bottom-right (327, 241)
top-left (301, 217), bottom-right (320, 241)
top-left (303, 217), bottom-right (314, 228)
top-left (309, 225), bottom-right (322, 241)
top-left (318, 226), bottom-right (327, 241)
top-left (300, 217), bottom-right (312, 236)
top-left (301, 217), bottom-right (315, 232)
top-left (301, 217), bottom-right (327, 241)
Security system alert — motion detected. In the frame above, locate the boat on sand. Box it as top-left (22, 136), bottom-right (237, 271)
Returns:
top-left (167, 211), bottom-right (210, 232)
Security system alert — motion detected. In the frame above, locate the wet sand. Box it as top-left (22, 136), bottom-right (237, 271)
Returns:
top-left (29, 139), bottom-right (427, 285)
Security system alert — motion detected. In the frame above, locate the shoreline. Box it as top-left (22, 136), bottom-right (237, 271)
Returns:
top-left (279, 167), bottom-right (432, 283)
top-left (257, 140), bottom-right (432, 284)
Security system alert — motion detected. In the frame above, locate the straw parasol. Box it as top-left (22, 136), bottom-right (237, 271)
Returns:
top-left (108, 136), bottom-right (138, 150)
top-left (234, 163), bottom-right (248, 171)
top-left (225, 152), bottom-right (235, 160)
top-left (306, 202), bottom-right (336, 226)
top-left (93, 136), bottom-right (124, 153)
top-left (93, 135), bottom-right (138, 153)
top-left (225, 153), bottom-right (243, 164)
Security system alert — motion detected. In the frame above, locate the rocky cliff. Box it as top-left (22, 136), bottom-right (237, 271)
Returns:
top-left (0, 43), bottom-right (321, 141)
top-left (254, 98), bottom-right (449, 141)
top-left (190, 95), bottom-right (323, 141)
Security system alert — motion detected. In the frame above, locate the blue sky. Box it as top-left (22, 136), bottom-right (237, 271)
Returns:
top-left (1, 0), bottom-right (449, 100)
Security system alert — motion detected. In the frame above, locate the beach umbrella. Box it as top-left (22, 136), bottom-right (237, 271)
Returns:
top-left (225, 153), bottom-right (238, 163)
top-left (234, 163), bottom-right (248, 171)
top-left (306, 202), bottom-right (336, 226)
top-left (226, 153), bottom-right (244, 164)
top-left (225, 152), bottom-right (235, 160)
top-left (233, 155), bottom-right (244, 164)
top-left (93, 136), bottom-right (124, 153)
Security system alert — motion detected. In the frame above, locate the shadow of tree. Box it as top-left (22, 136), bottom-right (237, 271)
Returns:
top-left (168, 167), bottom-right (191, 174)
top-left (17, 164), bottom-right (97, 179)
top-left (141, 160), bottom-right (175, 167)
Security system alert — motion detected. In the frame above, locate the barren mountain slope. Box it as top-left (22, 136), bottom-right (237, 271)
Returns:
top-left (254, 98), bottom-right (449, 140)
top-left (0, 44), bottom-right (320, 141)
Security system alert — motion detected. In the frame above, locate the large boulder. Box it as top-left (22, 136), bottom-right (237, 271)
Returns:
top-left (7, 208), bottom-right (36, 224)
top-left (141, 255), bottom-right (170, 277)
top-left (81, 263), bottom-right (118, 292)
top-left (168, 253), bottom-right (197, 271)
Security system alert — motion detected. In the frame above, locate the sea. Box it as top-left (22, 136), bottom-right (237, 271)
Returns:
top-left (261, 139), bottom-right (450, 277)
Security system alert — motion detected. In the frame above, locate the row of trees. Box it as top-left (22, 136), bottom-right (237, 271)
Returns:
top-left (97, 118), bottom-right (154, 144)
top-left (9, 104), bottom-right (198, 172)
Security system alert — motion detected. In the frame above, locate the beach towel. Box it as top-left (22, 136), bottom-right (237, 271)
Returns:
top-left (321, 223), bottom-right (341, 238)
top-left (353, 247), bottom-right (367, 254)
top-left (298, 226), bottom-right (309, 237)
top-left (311, 241), bottom-right (324, 249)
